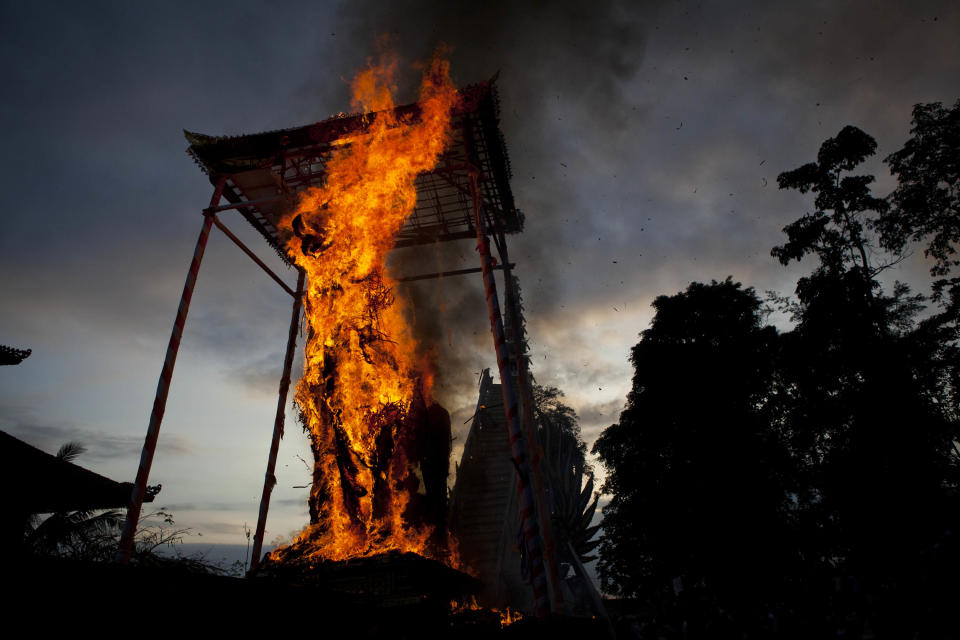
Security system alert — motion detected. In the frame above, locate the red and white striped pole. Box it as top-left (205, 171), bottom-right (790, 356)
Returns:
top-left (116, 178), bottom-right (226, 564)
top-left (249, 268), bottom-right (305, 573)
top-left (470, 172), bottom-right (551, 617)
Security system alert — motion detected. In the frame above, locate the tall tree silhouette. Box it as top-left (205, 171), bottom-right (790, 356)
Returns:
top-left (593, 279), bottom-right (795, 611)
top-left (773, 123), bottom-right (960, 635)
top-left (772, 125), bottom-right (888, 279)
top-left (881, 99), bottom-right (960, 308)
top-left (594, 107), bottom-right (960, 637)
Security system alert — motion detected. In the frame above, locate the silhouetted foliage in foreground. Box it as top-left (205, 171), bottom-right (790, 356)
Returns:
top-left (22, 442), bottom-right (234, 574)
top-left (594, 101), bottom-right (960, 638)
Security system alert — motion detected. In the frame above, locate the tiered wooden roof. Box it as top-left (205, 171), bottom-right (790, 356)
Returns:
top-left (185, 81), bottom-right (522, 263)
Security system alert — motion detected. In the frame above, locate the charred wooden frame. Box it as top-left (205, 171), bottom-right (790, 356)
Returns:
top-left (117, 81), bottom-right (559, 613)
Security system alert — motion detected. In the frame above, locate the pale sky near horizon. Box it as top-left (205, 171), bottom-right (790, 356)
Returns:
top-left (2, 1), bottom-right (958, 550)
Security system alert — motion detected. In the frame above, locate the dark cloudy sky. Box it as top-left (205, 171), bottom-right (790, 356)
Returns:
top-left (1, 1), bottom-right (957, 547)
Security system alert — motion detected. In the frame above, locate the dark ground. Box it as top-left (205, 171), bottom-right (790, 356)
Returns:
top-left (8, 554), bottom-right (607, 637)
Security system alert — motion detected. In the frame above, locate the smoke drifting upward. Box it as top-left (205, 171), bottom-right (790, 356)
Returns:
top-left (346, 2), bottom-right (659, 410)
top-left (337, 0), bottom-right (660, 267)
top-left (338, 1), bottom-right (658, 129)
top-left (389, 243), bottom-right (492, 414)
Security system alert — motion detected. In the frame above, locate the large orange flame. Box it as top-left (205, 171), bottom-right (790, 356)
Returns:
top-left (277, 54), bottom-right (458, 564)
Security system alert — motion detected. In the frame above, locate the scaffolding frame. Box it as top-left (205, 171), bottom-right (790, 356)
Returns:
top-left (116, 81), bottom-right (561, 615)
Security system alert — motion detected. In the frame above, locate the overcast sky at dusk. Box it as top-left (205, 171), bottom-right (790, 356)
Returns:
top-left (1, 1), bottom-right (958, 551)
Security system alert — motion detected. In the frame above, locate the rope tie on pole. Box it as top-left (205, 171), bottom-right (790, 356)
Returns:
top-left (470, 170), bottom-right (551, 617)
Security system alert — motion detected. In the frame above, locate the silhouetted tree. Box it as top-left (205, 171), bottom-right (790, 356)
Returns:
top-left (593, 279), bottom-right (796, 619)
top-left (534, 384), bottom-right (587, 465)
top-left (772, 125), bottom-right (889, 279)
top-left (533, 384), bottom-right (603, 615)
top-left (880, 99), bottom-right (960, 306)
top-left (594, 107), bottom-right (960, 637)
top-left (772, 124), bottom-right (960, 635)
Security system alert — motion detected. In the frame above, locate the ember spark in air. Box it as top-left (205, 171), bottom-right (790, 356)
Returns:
top-left (274, 54), bottom-right (458, 564)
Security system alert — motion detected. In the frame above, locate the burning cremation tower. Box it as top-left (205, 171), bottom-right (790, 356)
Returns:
top-left (117, 80), bottom-right (560, 615)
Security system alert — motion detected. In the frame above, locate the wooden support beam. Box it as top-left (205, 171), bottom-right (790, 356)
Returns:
top-left (397, 263), bottom-right (514, 283)
top-left (210, 215), bottom-right (298, 298)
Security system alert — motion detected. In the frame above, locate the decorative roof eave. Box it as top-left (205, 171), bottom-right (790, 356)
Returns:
top-left (185, 81), bottom-right (499, 178)
top-left (183, 78), bottom-right (521, 253)
top-left (0, 345), bottom-right (32, 366)
top-left (1, 431), bottom-right (158, 514)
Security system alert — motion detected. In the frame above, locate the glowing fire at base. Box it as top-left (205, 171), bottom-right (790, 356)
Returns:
top-left (450, 597), bottom-right (524, 628)
top-left (271, 54), bottom-right (459, 565)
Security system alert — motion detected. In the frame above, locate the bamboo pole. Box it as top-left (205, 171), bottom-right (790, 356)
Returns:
top-left (249, 269), bottom-right (305, 573)
top-left (499, 243), bottom-right (566, 614)
top-left (116, 178), bottom-right (226, 564)
top-left (470, 172), bottom-right (550, 617)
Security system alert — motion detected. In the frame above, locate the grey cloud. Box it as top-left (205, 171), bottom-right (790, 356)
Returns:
top-left (158, 502), bottom-right (252, 513)
top-left (333, 0), bottom-right (665, 330)
top-left (0, 1), bottom-right (331, 357)
top-left (1, 413), bottom-right (192, 461)
top-left (192, 521), bottom-right (250, 536)
top-left (223, 349), bottom-right (304, 396)
top-left (578, 398), bottom-right (627, 430)
top-left (338, 1), bottom-right (660, 116)
top-left (272, 497), bottom-right (312, 509)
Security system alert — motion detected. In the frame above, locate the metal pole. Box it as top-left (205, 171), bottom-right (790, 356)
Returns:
top-left (116, 178), bottom-right (226, 564)
top-left (498, 239), bottom-right (566, 614)
top-left (249, 269), bottom-right (305, 573)
top-left (470, 172), bottom-right (551, 617)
